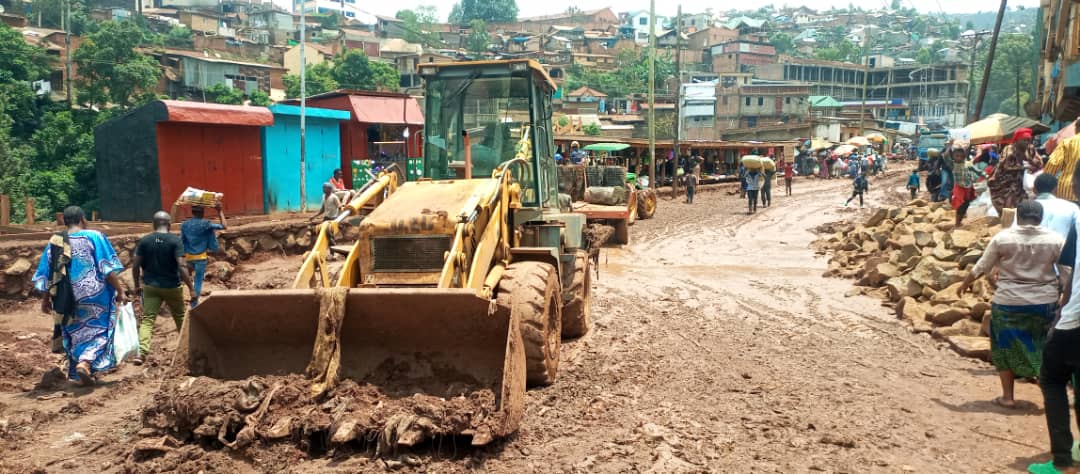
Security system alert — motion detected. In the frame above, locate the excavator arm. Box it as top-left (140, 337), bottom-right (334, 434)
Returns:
top-left (293, 167), bottom-right (400, 289)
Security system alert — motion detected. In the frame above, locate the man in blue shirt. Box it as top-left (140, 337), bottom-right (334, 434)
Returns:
top-left (178, 204), bottom-right (227, 308)
top-left (569, 141), bottom-right (586, 165)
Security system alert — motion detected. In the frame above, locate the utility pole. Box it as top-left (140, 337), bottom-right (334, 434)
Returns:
top-left (672, 4), bottom-right (681, 198)
top-left (64, 0), bottom-right (72, 107)
top-left (299, 0), bottom-right (308, 211)
top-left (858, 26), bottom-right (872, 136)
top-left (647, 0), bottom-right (656, 189)
top-left (975, 0), bottom-right (1008, 121)
top-left (963, 30), bottom-right (991, 123)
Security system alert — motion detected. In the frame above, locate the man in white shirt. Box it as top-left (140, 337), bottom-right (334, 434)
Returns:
top-left (1018, 174), bottom-right (1080, 239)
top-left (1040, 173), bottom-right (1080, 472)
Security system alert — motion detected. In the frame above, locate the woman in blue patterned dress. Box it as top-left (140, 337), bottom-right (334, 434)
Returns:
top-left (33, 206), bottom-right (127, 386)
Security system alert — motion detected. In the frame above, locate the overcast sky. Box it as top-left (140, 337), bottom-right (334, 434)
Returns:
top-left (346, 0), bottom-right (1041, 22)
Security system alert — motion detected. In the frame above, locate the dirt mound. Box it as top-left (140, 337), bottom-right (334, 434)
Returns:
top-left (0, 330), bottom-right (59, 392)
top-left (139, 374), bottom-right (499, 463)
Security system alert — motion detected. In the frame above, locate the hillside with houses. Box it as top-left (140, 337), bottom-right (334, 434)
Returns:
top-left (0, 0), bottom-right (1038, 220)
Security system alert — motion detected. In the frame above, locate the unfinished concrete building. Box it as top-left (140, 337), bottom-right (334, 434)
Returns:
top-left (758, 57), bottom-right (970, 128)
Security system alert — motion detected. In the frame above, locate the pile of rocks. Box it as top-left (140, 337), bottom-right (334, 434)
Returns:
top-left (813, 199), bottom-right (1003, 361)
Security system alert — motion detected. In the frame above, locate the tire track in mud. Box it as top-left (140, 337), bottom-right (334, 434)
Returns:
top-left (492, 166), bottom-right (1052, 473)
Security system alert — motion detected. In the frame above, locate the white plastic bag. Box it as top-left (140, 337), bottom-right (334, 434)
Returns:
top-left (1023, 170), bottom-right (1042, 198)
top-left (113, 302), bottom-right (139, 362)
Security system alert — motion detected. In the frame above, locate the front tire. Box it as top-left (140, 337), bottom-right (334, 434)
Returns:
top-left (497, 262), bottom-right (561, 387)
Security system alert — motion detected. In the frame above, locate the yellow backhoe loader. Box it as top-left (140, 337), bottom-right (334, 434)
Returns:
top-left (174, 59), bottom-right (591, 448)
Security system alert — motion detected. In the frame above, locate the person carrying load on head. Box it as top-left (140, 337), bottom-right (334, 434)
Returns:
top-left (174, 200), bottom-right (227, 309)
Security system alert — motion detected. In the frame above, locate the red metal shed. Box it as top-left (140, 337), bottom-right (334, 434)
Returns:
top-left (94, 100), bottom-right (273, 221)
top-left (286, 90), bottom-right (424, 188)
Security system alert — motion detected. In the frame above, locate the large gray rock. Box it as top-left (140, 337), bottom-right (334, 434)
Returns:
top-left (886, 276), bottom-right (923, 301)
top-left (933, 320), bottom-right (983, 339)
top-left (3, 258), bottom-right (31, 276)
top-left (914, 231), bottom-right (935, 248)
top-left (930, 306), bottom-right (971, 326)
top-left (861, 261), bottom-right (899, 287)
top-left (866, 208), bottom-right (889, 227)
top-left (944, 230), bottom-right (978, 250)
top-left (970, 302), bottom-right (991, 322)
top-left (948, 336), bottom-right (991, 360)
top-left (931, 246), bottom-right (958, 262)
top-left (909, 257), bottom-right (954, 290)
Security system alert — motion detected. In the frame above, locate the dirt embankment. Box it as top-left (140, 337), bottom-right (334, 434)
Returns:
top-left (0, 219), bottom-right (358, 300)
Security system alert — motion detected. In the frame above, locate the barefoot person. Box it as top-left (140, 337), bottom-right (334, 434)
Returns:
top-left (32, 206), bottom-right (127, 387)
top-left (957, 200), bottom-right (1065, 409)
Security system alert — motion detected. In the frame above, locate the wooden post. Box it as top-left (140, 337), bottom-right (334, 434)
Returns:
top-left (25, 197), bottom-right (35, 225)
top-left (55, 212), bottom-right (63, 225)
top-left (0, 194), bottom-right (8, 226)
top-left (92, 210), bottom-right (98, 222)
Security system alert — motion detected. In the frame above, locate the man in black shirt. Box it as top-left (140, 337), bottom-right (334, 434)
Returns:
top-left (132, 211), bottom-right (193, 363)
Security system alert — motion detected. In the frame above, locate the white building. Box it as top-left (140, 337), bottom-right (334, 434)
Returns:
top-left (294, 0), bottom-right (375, 23)
top-left (679, 82), bottom-right (717, 139)
top-left (622, 10), bottom-right (666, 45)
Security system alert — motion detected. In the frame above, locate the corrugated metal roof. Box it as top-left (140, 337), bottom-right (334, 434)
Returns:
top-left (268, 104), bottom-right (350, 120)
top-left (158, 100), bottom-right (274, 126)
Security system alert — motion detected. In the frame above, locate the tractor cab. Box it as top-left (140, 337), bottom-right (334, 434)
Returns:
top-left (419, 60), bottom-right (560, 211)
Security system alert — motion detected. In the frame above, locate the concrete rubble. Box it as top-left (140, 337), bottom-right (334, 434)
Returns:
top-left (813, 199), bottom-right (1003, 361)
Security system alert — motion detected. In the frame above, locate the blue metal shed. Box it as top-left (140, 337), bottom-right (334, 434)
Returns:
top-left (262, 104), bottom-right (351, 212)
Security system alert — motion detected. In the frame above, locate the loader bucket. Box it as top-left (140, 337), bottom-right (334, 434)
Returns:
top-left (175, 288), bottom-right (526, 445)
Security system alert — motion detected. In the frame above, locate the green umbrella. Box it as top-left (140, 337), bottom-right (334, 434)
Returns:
top-left (583, 143), bottom-right (631, 152)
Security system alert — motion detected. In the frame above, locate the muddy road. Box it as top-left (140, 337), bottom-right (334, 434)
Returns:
top-left (0, 166), bottom-right (1055, 472)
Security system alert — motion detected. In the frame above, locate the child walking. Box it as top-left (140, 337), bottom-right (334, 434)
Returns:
top-left (907, 170), bottom-right (920, 199)
top-left (745, 168), bottom-right (761, 214)
top-left (845, 173), bottom-right (869, 208)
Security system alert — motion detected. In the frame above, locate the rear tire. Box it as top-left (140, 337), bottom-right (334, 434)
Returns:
top-left (562, 250), bottom-right (592, 338)
top-left (497, 262), bottom-right (561, 387)
top-left (637, 189), bottom-right (657, 219)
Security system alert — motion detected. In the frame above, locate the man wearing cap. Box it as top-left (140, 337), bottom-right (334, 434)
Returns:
top-left (178, 203), bottom-right (227, 308)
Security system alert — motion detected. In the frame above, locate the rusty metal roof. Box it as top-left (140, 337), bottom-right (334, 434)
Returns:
top-left (293, 90), bottom-right (424, 125)
top-left (158, 100), bottom-right (273, 126)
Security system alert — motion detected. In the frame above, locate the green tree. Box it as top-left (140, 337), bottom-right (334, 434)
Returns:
top-left (330, 50), bottom-right (400, 91)
top-left (396, 6), bottom-right (442, 47)
top-left (204, 84), bottom-right (244, 105)
top-left (283, 63), bottom-right (338, 98)
top-left (0, 23), bottom-right (52, 83)
top-left (163, 25), bottom-right (194, 48)
top-left (815, 39), bottom-right (859, 62)
top-left (994, 34), bottom-right (1035, 116)
top-left (23, 111), bottom-right (97, 215)
top-left (448, 0), bottom-right (518, 24)
top-left (915, 47), bottom-right (932, 64)
top-left (30, 0), bottom-right (67, 29)
top-left (467, 19), bottom-right (490, 54)
top-left (73, 21), bottom-right (161, 109)
top-left (891, 0), bottom-right (901, 9)
top-left (769, 32), bottom-right (794, 55)
top-left (248, 90), bottom-right (272, 106)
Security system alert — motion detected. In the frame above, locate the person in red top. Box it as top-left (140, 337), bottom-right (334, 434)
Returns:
top-left (330, 169), bottom-right (346, 191)
top-left (783, 161), bottom-right (795, 196)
